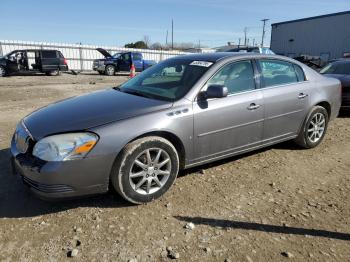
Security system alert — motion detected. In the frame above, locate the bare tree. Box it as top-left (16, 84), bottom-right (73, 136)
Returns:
top-left (150, 42), bottom-right (163, 50)
top-left (143, 35), bottom-right (151, 48)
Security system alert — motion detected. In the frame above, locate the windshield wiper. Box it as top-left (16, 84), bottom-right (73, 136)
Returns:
top-left (122, 89), bottom-right (154, 99)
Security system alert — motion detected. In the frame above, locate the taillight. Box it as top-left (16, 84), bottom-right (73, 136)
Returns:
top-left (340, 83), bottom-right (343, 96)
top-left (64, 59), bottom-right (68, 65)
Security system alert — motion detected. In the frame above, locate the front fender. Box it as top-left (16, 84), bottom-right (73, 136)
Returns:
top-left (88, 104), bottom-right (194, 172)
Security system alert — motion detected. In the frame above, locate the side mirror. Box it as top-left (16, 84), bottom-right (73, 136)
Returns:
top-left (204, 84), bottom-right (228, 99)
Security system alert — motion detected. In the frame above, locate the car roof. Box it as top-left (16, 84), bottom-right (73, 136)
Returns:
top-left (172, 52), bottom-right (266, 62)
top-left (329, 58), bottom-right (350, 64)
top-left (10, 49), bottom-right (59, 52)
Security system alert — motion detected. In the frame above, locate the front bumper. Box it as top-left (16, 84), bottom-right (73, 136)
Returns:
top-left (92, 64), bottom-right (106, 72)
top-left (341, 94), bottom-right (350, 110)
top-left (11, 137), bottom-right (112, 200)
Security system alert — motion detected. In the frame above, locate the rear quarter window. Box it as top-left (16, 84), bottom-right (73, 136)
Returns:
top-left (293, 64), bottom-right (306, 81)
top-left (58, 51), bottom-right (64, 58)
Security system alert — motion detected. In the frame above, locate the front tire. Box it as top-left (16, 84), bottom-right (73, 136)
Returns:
top-left (295, 106), bottom-right (329, 148)
top-left (111, 137), bottom-right (179, 204)
top-left (105, 65), bottom-right (115, 76)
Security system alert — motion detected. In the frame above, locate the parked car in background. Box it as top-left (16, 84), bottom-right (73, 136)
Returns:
top-left (224, 47), bottom-right (275, 54)
top-left (320, 59), bottom-right (350, 110)
top-left (11, 53), bottom-right (341, 204)
top-left (0, 49), bottom-right (68, 77)
top-left (93, 48), bottom-right (156, 76)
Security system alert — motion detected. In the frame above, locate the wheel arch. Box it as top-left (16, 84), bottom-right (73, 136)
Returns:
top-left (129, 131), bottom-right (186, 170)
top-left (105, 63), bottom-right (118, 71)
top-left (314, 101), bottom-right (331, 118)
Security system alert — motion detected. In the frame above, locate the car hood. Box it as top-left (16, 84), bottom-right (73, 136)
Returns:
top-left (96, 48), bottom-right (112, 58)
top-left (324, 74), bottom-right (350, 87)
top-left (24, 88), bottom-right (172, 140)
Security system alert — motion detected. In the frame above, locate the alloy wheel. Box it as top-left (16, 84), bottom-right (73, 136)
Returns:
top-left (307, 113), bottom-right (326, 143)
top-left (129, 148), bottom-right (171, 195)
top-left (106, 66), bottom-right (115, 76)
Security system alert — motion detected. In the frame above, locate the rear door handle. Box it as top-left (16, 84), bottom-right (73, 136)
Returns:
top-left (247, 103), bottom-right (261, 110)
top-left (298, 93), bottom-right (308, 99)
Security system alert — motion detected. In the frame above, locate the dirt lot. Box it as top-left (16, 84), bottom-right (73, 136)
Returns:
top-left (0, 73), bottom-right (349, 262)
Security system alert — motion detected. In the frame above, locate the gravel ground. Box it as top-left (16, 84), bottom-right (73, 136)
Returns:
top-left (0, 73), bottom-right (349, 262)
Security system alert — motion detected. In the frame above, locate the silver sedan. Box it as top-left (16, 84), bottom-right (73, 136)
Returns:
top-left (11, 53), bottom-right (341, 204)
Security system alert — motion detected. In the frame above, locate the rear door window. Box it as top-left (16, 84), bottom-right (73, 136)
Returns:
top-left (258, 60), bottom-right (298, 87)
top-left (132, 53), bottom-right (142, 61)
top-left (41, 50), bottom-right (57, 59)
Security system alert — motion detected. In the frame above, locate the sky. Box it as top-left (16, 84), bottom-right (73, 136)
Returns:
top-left (0, 0), bottom-right (349, 48)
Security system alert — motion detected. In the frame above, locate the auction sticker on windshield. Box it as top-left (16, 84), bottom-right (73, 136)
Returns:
top-left (190, 61), bottom-right (213, 67)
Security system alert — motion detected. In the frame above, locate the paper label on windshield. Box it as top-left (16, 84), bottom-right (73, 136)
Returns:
top-left (190, 61), bottom-right (213, 67)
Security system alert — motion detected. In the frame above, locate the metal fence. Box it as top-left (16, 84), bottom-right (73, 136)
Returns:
top-left (0, 40), bottom-right (187, 71)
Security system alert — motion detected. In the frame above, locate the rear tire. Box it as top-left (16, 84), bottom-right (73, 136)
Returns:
top-left (105, 65), bottom-right (115, 76)
top-left (0, 66), bottom-right (6, 77)
top-left (111, 136), bottom-right (179, 204)
top-left (46, 70), bottom-right (60, 76)
top-left (294, 106), bottom-right (329, 149)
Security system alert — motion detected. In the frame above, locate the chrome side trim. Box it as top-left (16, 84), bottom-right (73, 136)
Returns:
top-left (197, 119), bottom-right (264, 137)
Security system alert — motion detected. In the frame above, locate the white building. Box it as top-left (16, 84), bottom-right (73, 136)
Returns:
top-left (271, 11), bottom-right (350, 61)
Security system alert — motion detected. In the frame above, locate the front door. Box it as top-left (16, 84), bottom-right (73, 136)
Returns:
top-left (257, 59), bottom-right (309, 142)
top-left (6, 51), bottom-right (22, 73)
top-left (193, 60), bottom-right (264, 163)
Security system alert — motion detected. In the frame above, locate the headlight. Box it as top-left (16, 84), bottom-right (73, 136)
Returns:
top-left (33, 133), bottom-right (98, 161)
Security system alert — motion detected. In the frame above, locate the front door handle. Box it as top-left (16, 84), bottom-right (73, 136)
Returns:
top-left (247, 103), bottom-right (261, 110)
top-left (298, 93), bottom-right (308, 99)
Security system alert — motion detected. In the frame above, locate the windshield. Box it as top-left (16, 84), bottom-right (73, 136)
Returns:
top-left (119, 58), bottom-right (213, 101)
top-left (112, 53), bottom-right (121, 58)
top-left (320, 61), bottom-right (350, 75)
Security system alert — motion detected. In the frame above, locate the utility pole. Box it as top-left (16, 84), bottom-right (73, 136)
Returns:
top-left (253, 38), bottom-right (255, 46)
top-left (244, 27), bottom-right (248, 46)
top-left (261, 18), bottom-right (269, 47)
top-left (166, 30), bottom-right (168, 46)
top-left (198, 39), bottom-right (201, 49)
top-left (238, 38), bottom-right (241, 47)
top-left (171, 19), bottom-right (174, 50)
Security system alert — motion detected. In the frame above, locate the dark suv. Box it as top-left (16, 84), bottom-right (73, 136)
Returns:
top-left (0, 49), bottom-right (68, 77)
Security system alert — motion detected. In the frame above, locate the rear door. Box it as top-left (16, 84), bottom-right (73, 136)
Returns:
top-left (118, 53), bottom-right (132, 71)
top-left (193, 60), bottom-right (264, 162)
top-left (40, 50), bottom-right (59, 72)
top-left (257, 59), bottom-right (309, 143)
